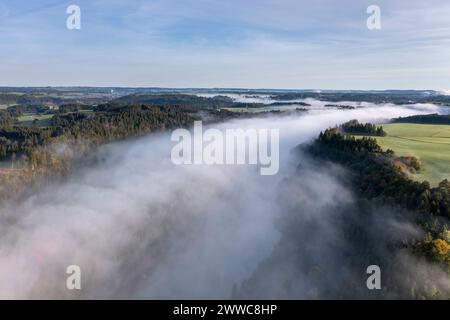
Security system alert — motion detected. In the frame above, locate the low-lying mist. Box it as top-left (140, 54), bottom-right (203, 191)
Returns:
top-left (0, 101), bottom-right (448, 299)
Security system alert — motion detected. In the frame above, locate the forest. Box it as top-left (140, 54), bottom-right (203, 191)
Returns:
top-left (0, 104), bottom-right (198, 201)
top-left (392, 114), bottom-right (450, 125)
top-left (306, 127), bottom-right (449, 218)
top-left (304, 127), bottom-right (450, 275)
top-left (340, 119), bottom-right (386, 136)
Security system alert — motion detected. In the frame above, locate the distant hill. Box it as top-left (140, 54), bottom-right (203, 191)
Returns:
top-left (2, 87), bottom-right (450, 108)
top-left (112, 94), bottom-right (236, 110)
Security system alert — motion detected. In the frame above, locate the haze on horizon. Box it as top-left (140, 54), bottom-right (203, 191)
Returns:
top-left (0, 0), bottom-right (450, 90)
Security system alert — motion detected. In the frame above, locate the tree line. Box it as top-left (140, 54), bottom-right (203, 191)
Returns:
top-left (340, 119), bottom-right (386, 136)
top-left (392, 114), bottom-right (450, 125)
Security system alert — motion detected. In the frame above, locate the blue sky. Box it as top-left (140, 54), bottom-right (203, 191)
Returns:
top-left (0, 0), bottom-right (449, 89)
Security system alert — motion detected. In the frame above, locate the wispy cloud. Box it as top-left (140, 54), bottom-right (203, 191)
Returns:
top-left (0, 0), bottom-right (449, 89)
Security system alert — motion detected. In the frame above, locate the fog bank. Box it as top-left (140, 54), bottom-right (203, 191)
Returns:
top-left (0, 101), bottom-right (448, 299)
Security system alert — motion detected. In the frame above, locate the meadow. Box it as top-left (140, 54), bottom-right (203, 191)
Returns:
top-left (16, 114), bottom-right (54, 127)
top-left (375, 123), bottom-right (450, 186)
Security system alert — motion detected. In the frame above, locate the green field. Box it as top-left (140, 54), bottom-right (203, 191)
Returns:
top-left (17, 114), bottom-right (53, 127)
top-left (375, 123), bottom-right (450, 186)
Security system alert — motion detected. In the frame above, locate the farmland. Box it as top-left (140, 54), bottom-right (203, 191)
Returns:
top-left (375, 123), bottom-right (450, 186)
top-left (16, 114), bottom-right (54, 127)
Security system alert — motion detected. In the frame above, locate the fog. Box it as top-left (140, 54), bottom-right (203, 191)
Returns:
top-left (0, 101), bottom-right (449, 299)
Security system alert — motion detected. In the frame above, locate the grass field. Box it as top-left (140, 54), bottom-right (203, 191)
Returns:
top-left (17, 114), bottom-right (53, 127)
top-left (375, 123), bottom-right (450, 186)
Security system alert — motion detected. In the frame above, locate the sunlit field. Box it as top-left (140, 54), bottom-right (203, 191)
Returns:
top-left (376, 123), bottom-right (450, 186)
